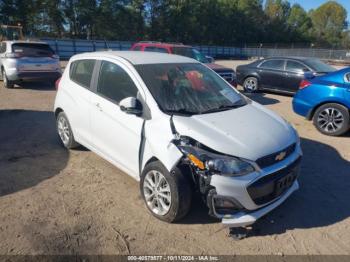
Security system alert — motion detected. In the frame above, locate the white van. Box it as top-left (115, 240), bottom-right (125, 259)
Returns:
top-left (54, 51), bottom-right (302, 227)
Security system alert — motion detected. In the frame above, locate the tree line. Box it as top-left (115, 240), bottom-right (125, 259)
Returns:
top-left (0, 0), bottom-right (349, 48)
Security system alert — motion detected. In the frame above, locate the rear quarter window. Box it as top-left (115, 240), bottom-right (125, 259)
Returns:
top-left (69, 59), bottom-right (96, 88)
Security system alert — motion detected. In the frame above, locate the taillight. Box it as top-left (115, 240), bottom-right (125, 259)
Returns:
top-left (299, 79), bottom-right (311, 89)
top-left (55, 77), bottom-right (61, 90)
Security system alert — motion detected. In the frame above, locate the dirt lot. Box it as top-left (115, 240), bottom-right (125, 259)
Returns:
top-left (0, 66), bottom-right (350, 255)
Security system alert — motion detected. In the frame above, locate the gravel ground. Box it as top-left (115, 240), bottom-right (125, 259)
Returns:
top-left (0, 65), bottom-right (350, 255)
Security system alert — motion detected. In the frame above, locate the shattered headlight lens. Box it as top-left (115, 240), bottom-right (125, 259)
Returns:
top-left (177, 143), bottom-right (255, 177)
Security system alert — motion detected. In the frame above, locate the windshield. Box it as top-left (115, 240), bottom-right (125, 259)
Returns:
top-left (305, 59), bottom-right (336, 73)
top-left (172, 47), bottom-right (209, 63)
top-left (12, 43), bottom-right (55, 57)
top-left (135, 63), bottom-right (246, 115)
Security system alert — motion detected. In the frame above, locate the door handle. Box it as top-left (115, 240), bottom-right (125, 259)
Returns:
top-left (94, 102), bottom-right (103, 111)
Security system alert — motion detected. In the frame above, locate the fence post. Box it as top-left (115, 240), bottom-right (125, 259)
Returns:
top-left (55, 39), bottom-right (59, 55)
top-left (73, 39), bottom-right (76, 55)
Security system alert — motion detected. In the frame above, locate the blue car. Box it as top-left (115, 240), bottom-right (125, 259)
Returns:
top-left (293, 67), bottom-right (350, 136)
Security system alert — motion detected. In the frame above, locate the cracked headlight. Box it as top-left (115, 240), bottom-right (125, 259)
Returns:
top-left (177, 143), bottom-right (255, 177)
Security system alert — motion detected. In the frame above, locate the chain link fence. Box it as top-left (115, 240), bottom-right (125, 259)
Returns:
top-left (41, 38), bottom-right (350, 62)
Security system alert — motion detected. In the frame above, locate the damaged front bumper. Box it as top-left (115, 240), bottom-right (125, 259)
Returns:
top-left (208, 145), bottom-right (302, 228)
top-left (221, 180), bottom-right (299, 227)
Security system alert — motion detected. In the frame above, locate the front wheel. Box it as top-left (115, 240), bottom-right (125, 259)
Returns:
top-left (140, 161), bottom-right (192, 223)
top-left (243, 77), bottom-right (258, 93)
top-left (313, 103), bottom-right (350, 136)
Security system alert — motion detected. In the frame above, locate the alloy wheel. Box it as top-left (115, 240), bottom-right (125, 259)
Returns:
top-left (143, 170), bottom-right (172, 216)
top-left (57, 116), bottom-right (71, 145)
top-left (244, 78), bottom-right (257, 92)
top-left (317, 107), bottom-right (344, 133)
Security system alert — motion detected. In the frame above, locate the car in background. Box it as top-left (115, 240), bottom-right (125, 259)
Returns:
top-left (54, 51), bottom-right (301, 228)
top-left (236, 57), bottom-right (336, 94)
top-left (293, 67), bottom-right (350, 136)
top-left (130, 41), bottom-right (237, 87)
top-left (0, 41), bottom-right (61, 88)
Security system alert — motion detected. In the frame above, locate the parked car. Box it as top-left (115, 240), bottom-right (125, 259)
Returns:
top-left (293, 67), bottom-right (350, 136)
top-left (54, 51), bottom-right (302, 227)
top-left (0, 41), bottom-right (61, 88)
top-left (130, 41), bottom-right (237, 87)
top-left (236, 57), bottom-right (336, 94)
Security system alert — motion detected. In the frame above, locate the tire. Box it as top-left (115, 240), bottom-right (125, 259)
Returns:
top-left (140, 161), bottom-right (192, 223)
top-left (2, 69), bottom-right (14, 89)
top-left (313, 103), bottom-right (350, 136)
top-left (56, 111), bottom-right (80, 149)
top-left (243, 76), bottom-right (258, 93)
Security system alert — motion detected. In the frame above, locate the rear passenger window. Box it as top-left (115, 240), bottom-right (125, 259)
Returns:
top-left (286, 61), bottom-right (309, 73)
top-left (70, 60), bottom-right (95, 88)
top-left (0, 43), bottom-right (6, 53)
top-left (97, 61), bottom-right (138, 104)
top-left (259, 60), bottom-right (285, 70)
top-left (133, 46), bottom-right (142, 51)
top-left (144, 46), bottom-right (168, 53)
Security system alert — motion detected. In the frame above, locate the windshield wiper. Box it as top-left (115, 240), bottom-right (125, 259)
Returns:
top-left (200, 103), bottom-right (246, 114)
top-left (163, 108), bottom-right (197, 116)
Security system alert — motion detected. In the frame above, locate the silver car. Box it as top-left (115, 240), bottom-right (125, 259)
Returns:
top-left (0, 41), bottom-right (61, 88)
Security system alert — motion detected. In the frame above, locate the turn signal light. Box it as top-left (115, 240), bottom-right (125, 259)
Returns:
top-left (55, 77), bottom-right (61, 90)
top-left (188, 154), bottom-right (205, 170)
top-left (299, 80), bottom-right (311, 89)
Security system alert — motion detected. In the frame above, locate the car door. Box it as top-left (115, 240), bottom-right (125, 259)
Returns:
top-left (89, 59), bottom-right (144, 178)
top-left (284, 60), bottom-right (311, 92)
top-left (344, 72), bottom-right (350, 106)
top-left (67, 59), bottom-right (96, 144)
top-left (257, 59), bottom-right (285, 90)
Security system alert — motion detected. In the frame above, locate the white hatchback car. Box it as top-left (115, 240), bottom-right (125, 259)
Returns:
top-left (54, 51), bottom-right (302, 227)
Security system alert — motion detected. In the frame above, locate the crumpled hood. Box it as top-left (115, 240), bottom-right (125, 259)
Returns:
top-left (173, 102), bottom-right (297, 161)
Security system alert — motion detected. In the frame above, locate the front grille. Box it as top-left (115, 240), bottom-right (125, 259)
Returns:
top-left (247, 157), bottom-right (301, 205)
top-left (256, 143), bottom-right (296, 169)
top-left (218, 72), bottom-right (234, 82)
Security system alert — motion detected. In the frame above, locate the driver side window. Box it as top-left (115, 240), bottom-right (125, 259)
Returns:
top-left (345, 73), bottom-right (350, 83)
top-left (97, 61), bottom-right (139, 104)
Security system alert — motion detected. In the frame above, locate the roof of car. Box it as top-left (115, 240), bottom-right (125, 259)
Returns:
top-left (264, 56), bottom-right (316, 61)
top-left (72, 51), bottom-right (198, 65)
top-left (134, 42), bottom-right (190, 48)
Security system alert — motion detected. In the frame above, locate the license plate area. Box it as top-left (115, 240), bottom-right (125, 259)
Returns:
top-left (275, 172), bottom-right (296, 197)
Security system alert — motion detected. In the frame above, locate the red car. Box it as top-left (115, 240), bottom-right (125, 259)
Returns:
top-left (130, 42), bottom-right (237, 87)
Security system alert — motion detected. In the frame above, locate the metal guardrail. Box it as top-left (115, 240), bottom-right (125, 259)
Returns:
top-left (41, 38), bottom-right (350, 61)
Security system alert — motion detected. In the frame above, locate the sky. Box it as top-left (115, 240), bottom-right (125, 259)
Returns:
top-left (288, 0), bottom-right (350, 14)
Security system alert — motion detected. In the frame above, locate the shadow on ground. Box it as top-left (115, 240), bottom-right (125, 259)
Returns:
top-left (244, 92), bottom-right (281, 105)
top-left (0, 109), bottom-right (69, 196)
top-left (12, 81), bottom-right (55, 91)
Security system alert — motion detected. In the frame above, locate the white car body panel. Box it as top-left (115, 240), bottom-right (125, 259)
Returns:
top-left (54, 51), bottom-right (302, 228)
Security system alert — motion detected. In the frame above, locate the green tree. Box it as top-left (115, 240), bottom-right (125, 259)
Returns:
top-left (287, 4), bottom-right (312, 42)
top-left (310, 1), bottom-right (347, 47)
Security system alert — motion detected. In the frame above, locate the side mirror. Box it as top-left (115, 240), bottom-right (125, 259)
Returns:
top-left (206, 55), bottom-right (215, 63)
top-left (119, 97), bottom-right (143, 116)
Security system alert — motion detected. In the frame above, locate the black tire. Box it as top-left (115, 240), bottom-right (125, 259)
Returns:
top-left (313, 103), bottom-right (350, 136)
top-left (2, 69), bottom-right (14, 89)
top-left (140, 161), bottom-right (192, 223)
top-left (56, 111), bottom-right (80, 149)
top-left (243, 76), bottom-right (258, 93)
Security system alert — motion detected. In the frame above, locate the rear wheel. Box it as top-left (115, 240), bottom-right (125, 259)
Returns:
top-left (140, 161), bottom-right (192, 223)
top-left (313, 103), bottom-right (350, 136)
top-left (2, 69), bottom-right (14, 89)
top-left (243, 77), bottom-right (258, 93)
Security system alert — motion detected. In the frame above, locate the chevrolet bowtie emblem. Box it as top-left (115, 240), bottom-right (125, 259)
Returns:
top-left (275, 151), bottom-right (287, 161)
